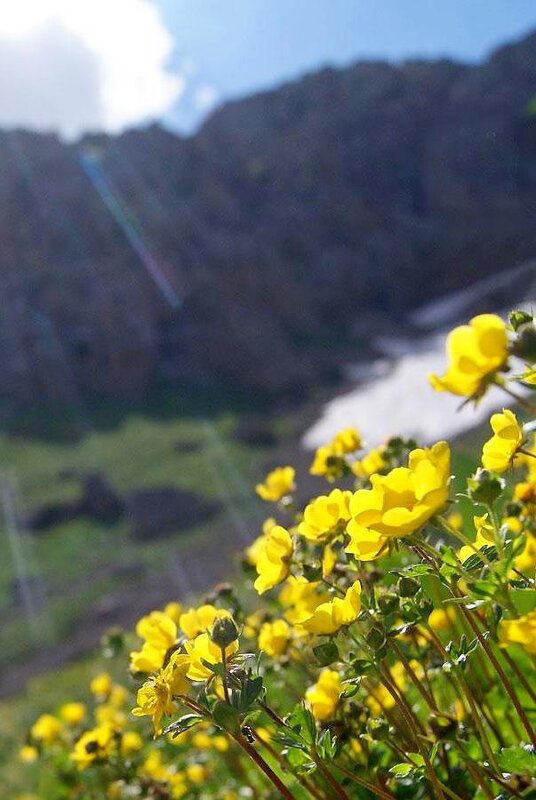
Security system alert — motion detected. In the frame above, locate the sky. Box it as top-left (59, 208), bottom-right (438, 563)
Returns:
top-left (1, 0), bottom-right (536, 139)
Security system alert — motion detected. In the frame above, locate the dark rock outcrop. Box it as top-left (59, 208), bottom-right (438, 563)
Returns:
top-left (126, 487), bottom-right (222, 541)
top-left (1, 31), bottom-right (536, 411)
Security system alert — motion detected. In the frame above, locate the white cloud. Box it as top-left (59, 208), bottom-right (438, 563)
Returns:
top-left (194, 84), bottom-right (219, 112)
top-left (0, 0), bottom-right (183, 139)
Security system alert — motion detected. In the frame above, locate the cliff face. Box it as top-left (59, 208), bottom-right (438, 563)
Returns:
top-left (1, 31), bottom-right (536, 409)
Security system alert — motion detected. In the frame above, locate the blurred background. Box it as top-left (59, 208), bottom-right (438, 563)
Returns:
top-left (0, 0), bottom-right (535, 765)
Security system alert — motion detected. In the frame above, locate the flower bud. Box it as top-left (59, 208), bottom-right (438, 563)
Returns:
top-left (397, 576), bottom-right (420, 598)
top-left (210, 615), bottom-right (239, 649)
top-left (509, 310), bottom-right (533, 332)
top-left (367, 717), bottom-right (390, 740)
top-left (511, 323), bottom-right (536, 362)
top-left (467, 468), bottom-right (504, 505)
top-left (378, 592), bottom-right (399, 615)
top-left (366, 626), bottom-right (386, 651)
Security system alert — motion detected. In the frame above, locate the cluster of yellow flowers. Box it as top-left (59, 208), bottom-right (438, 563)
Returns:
top-left (21, 311), bottom-right (536, 800)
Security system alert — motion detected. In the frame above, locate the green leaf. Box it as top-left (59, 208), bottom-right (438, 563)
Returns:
top-left (212, 701), bottom-right (240, 735)
top-left (287, 704), bottom-right (317, 747)
top-left (273, 730), bottom-right (307, 751)
top-left (313, 641), bottom-right (340, 666)
top-left (163, 714), bottom-right (204, 737)
top-left (200, 658), bottom-right (225, 677)
top-left (463, 546), bottom-right (498, 572)
top-left (407, 753), bottom-right (425, 768)
top-left (389, 763), bottom-right (414, 778)
top-left (239, 676), bottom-right (264, 712)
top-left (351, 659), bottom-right (374, 675)
top-left (317, 729), bottom-right (337, 760)
top-left (467, 580), bottom-right (497, 598)
top-left (497, 745), bottom-right (536, 776)
top-left (511, 588), bottom-right (536, 615)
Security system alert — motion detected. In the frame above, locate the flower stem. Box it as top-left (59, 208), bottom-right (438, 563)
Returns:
top-left (230, 732), bottom-right (297, 800)
top-left (455, 598), bottom-right (536, 747)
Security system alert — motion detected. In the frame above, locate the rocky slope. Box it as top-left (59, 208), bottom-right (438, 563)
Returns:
top-left (1, 30), bottom-right (536, 412)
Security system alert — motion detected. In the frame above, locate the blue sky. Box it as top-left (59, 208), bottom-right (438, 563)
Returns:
top-left (159, 0), bottom-right (536, 132)
top-left (1, 1), bottom-right (535, 139)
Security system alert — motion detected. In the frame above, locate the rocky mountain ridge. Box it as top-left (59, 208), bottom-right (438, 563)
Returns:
top-left (1, 30), bottom-right (536, 416)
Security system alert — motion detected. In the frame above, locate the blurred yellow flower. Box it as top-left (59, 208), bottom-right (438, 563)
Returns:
top-left (120, 730), bottom-right (143, 755)
top-left (514, 533), bottom-right (536, 574)
top-left (481, 409), bottom-right (523, 472)
top-left (30, 714), bottom-right (62, 745)
top-left (71, 724), bottom-right (114, 770)
top-left (351, 446), bottom-right (386, 479)
top-left (255, 466), bottom-right (295, 502)
top-left (458, 514), bottom-right (495, 563)
top-left (59, 702), bottom-right (86, 725)
top-left (90, 672), bottom-right (113, 699)
top-left (19, 745), bottom-right (39, 763)
top-left (305, 669), bottom-right (342, 721)
top-left (258, 619), bottom-right (291, 657)
top-left (279, 576), bottom-right (329, 625)
top-left (299, 580), bottom-right (361, 635)
top-left (428, 606), bottom-right (457, 633)
top-left (429, 313), bottom-right (508, 398)
top-left (245, 518), bottom-right (276, 565)
top-left (498, 610), bottom-right (536, 654)
top-left (254, 524), bottom-right (293, 594)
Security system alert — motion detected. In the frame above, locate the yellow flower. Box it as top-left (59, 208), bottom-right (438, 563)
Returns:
top-left (180, 605), bottom-right (230, 640)
top-left (71, 724), bottom-right (114, 770)
top-left (429, 313), bottom-right (508, 398)
top-left (186, 763), bottom-right (207, 784)
top-left (305, 670), bottom-right (342, 721)
top-left (331, 427), bottom-right (362, 454)
top-left (481, 409), bottom-right (523, 473)
top-left (351, 446), bottom-right (387, 479)
top-left (458, 514), bottom-right (495, 563)
top-left (164, 602), bottom-right (183, 624)
top-left (428, 606), bottom-right (457, 633)
top-left (346, 441), bottom-right (450, 560)
top-left (254, 525), bottom-right (293, 594)
top-left (90, 673), bottom-right (113, 699)
top-left (59, 702), bottom-right (86, 726)
top-left (310, 429), bottom-right (362, 481)
top-left (298, 489), bottom-right (352, 542)
top-left (19, 745), bottom-right (39, 763)
top-left (132, 653), bottom-right (190, 735)
top-left (255, 466), bottom-right (295, 502)
top-left (30, 714), bottom-right (62, 745)
top-left (95, 703), bottom-right (126, 730)
top-left (515, 533), bottom-right (536, 574)
top-left (514, 481), bottom-right (536, 505)
top-left (136, 611), bottom-right (178, 648)
top-left (185, 632), bottom-right (239, 681)
top-left (109, 685), bottom-right (128, 709)
top-left (299, 580), bottom-right (361, 635)
top-left (498, 610), bottom-right (536, 654)
top-left (322, 543), bottom-right (337, 577)
top-left (246, 518), bottom-right (276, 565)
top-left (367, 662), bottom-right (406, 714)
top-left (310, 445), bottom-right (342, 482)
top-left (279, 576), bottom-right (330, 625)
top-left (120, 730), bottom-right (143, 756)
top-left (258, 619), bottom-right (291, 657)
top-left (447, 511), bottom-right (463, 531)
